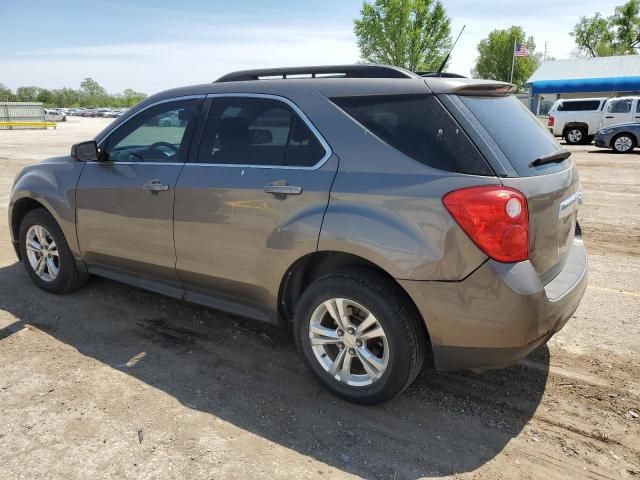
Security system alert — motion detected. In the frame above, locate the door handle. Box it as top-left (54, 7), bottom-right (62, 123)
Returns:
top-left (143, 180), bottom-right (169, 192)
top-left (605, 115), bottom-right (615, 118)
top-left (263, 184), bottom-right (302, 196)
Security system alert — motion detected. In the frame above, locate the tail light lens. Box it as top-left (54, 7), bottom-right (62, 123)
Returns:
top-left (548, 115), bottom-right (555, 127)
top-left (443, 186), bottom-right (529, 263)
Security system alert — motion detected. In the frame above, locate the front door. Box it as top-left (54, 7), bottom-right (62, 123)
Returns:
top-left (601, 98), bottom-right (634, 127)
top-left (76, 97), bottom-right (202, 293)
top-left (173, 95), bottom-right (337, 321)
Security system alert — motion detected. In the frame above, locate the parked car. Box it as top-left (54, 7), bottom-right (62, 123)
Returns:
top-left (595, 122), bottom-right (640, 153)
top-left (43, 109), bottom-right (66, 122)
top-left (8, 65), bottom-right (587, 405)
top-left (600, 96), bottom-right (640, 129)
top-left (547, 97), bottom-right (607, 145)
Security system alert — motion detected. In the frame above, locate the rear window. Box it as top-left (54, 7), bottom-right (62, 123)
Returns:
top-left (558, 100), bottom-right (601, 111)
top-left (331, 94), bottom-right (493, 175)
top-left (458, 95), bottom-right (566, 176)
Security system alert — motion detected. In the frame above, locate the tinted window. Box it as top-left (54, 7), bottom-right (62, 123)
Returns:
top-left (331, 94), bottom-right (492, 175)
top-left (104, 99), bottom-right (199, 163)
top-left (557, 100), bottom-right (601, 111)
top-left (198, 97), bottom-right (326, 167)
top-left (609, 99), bottom-right (632, 113)
top-left (458, 95), bottom-right (564, 176)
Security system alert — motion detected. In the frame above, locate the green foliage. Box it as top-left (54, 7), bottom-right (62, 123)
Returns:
top-left (354, 0), bottom-right (452, 72)
top-left (0, 82), bottom-right (14, 101)
top-left (473, 26), bottom-right (539, 91)
top-left (0, 78), bottom-right (147, 108)
top-left (572, 0), bottom-right (640, 56)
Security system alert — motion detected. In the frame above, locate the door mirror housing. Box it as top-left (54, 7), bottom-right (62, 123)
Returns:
top-left (71, 141), bottom-right (99, 161)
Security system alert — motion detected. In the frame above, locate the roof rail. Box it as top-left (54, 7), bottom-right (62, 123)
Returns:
top-left (215, 64), bottom-right (418, 83)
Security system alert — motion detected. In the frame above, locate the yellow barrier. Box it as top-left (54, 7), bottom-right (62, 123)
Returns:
top-left (0, 121), bottom-right (57, 129)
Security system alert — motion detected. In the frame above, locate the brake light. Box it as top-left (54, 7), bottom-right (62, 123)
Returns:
top-left (548, 115), bottom-right (555, 127)
top-left (443, 186), bottom-right (529, 263)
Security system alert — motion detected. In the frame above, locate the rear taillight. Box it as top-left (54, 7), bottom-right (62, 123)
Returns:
top-left (443, 186), bottom-right (529, 263)
top-left (548, 115), bottom-right (555, 127)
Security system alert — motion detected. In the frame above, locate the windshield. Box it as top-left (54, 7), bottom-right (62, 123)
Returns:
top-left (457, 95), bottom-right (566, 176)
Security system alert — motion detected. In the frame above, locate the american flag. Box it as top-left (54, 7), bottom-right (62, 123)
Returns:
top-left (514, 43), bottom-right (529, 57)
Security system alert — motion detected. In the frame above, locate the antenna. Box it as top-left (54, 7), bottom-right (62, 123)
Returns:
top-left (436, 24), bottom-right (466, 76)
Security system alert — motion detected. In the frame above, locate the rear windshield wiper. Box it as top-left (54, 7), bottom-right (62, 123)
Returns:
top-left (529, 150), bottom-right (571, 168)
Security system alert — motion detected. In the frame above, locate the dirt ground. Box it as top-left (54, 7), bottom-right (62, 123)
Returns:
top-left (0, 118), bottom-right (638, 479)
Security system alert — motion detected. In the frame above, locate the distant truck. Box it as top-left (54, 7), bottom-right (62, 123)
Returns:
top-left (547, 98), bottom-right (607, 145)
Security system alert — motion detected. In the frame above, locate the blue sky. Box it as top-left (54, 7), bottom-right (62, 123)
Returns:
top-left (0, 0), bottom-right (622, 94)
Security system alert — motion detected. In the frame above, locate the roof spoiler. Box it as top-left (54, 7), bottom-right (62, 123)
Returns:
top-left (450, 82), bottom-right (516, 97)
top-left (215, 64), bottom-right (419, 83)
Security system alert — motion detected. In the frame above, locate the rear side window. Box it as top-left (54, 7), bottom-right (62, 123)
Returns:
top-left (557, 100), bottom-right (601, 111)
top-left (331, 94), bottom-right (492, 175)
top-left (198, 97), bottom-right (326, 167)
top-left (458, 95), bottom-right (565, 176)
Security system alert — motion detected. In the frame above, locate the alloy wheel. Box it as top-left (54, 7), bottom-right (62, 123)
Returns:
top-left (567, 129), bottom-right (583, 144)
top-left (614, 135), bottom-right (633, 152)
top-left (25, 225), bottom-right (60, 282)
top-left (309, 298), bottom-right (389, 387)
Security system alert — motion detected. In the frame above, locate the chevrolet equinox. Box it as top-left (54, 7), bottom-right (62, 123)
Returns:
top-left (9, 65), bottom-right (587, 404)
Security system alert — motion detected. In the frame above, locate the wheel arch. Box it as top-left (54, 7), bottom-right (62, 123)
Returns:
top-left (278, 250), bottom-right (431, 342)
top-left (10, 197), bottom-right (50, 259)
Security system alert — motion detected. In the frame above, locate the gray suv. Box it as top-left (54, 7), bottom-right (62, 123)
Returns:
top-left (8, 65), bottom-right (587, 404)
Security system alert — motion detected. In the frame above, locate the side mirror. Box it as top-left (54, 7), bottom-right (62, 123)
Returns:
top-left (71, 141), bottom-right (99, 161)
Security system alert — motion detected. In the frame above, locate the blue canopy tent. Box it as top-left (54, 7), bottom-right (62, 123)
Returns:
top-left (526, 56), bottom-right (640, 113)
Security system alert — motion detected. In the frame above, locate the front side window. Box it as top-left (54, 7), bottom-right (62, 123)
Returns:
top-left (197, 97), bottom-right (326, 167)
top-left (103, 99), bottom-right (199, 163)
top-left (609, 99), bottom-right (632, 113)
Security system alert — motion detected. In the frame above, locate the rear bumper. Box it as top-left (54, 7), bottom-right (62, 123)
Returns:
top-left (399, 238), bottom-right (588, 371)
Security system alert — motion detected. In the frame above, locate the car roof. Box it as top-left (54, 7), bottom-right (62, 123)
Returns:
top-left (141, 64), bottom-right (514, 105)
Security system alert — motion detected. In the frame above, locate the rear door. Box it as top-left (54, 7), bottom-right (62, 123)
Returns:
top-left (454, 94), bottom-right (581, 283)
top-left (601, 98), bottom-right (634, 127)
top-left (76, 97), bottom-right (202, 292)
top-left (173, 94), bottom-right (337, 321)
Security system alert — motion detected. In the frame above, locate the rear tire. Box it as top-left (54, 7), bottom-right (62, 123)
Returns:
top-left (565, 127), bottom-right (586, 145)
top-left (18, 209), bottom-right (88, 294)
top-left (611, 133), bottom-right (635, 153)
top-left (293, 269), bottom-right (427, 405)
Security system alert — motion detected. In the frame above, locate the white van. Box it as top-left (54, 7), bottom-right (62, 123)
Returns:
top-left (600, 97), bottom-right (640, 129)
top-left (547, 98), bottom-right (607, 145)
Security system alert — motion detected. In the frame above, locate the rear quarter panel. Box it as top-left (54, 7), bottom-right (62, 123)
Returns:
top-left (310, 95), bottom-right (499, 280)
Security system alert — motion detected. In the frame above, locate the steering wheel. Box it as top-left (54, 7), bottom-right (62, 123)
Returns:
top-left (149, 142), bottom-right (179, 158)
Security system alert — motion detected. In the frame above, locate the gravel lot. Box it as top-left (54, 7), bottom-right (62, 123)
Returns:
top-left (0, 118), bottom-right (639, 479)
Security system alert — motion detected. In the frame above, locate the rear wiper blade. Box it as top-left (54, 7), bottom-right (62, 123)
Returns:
top-left (529, 150), bottom-right (571, 168)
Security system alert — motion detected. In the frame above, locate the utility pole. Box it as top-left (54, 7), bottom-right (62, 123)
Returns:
top-left (544, 42), bottom-right (549, 61)
top-left (510, 38), bottom-right (516, 84)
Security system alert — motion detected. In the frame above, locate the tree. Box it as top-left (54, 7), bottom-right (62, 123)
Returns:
top-left (354, 0), bottom-right (452, 72)
top-left (472, 26), bottom-right (539, 91)
top-left (80, 77), bottom-right (107, 98)
top-left (121, 88), bottom-right (147, 107)
top-left (571, 0), bottom-right (640, 57)
top-left (16, 86), bottom-right (41, 102)
top-left (0, 82), bottom-right (13, 101)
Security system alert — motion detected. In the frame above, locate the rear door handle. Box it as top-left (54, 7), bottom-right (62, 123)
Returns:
top-left (605, 115), bottom-right (615, 118)
top-left (263, 184), bottom-right (302, 196)
top-left (143, 180), bottom-right (169, 192)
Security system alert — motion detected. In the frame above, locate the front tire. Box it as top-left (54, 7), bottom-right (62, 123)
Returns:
top-left (18, 209), bottom-right (88, 294)
top-left (612, 133), bottom-right (635, 153)
top-left (294, 269), bottom-right (427, 405)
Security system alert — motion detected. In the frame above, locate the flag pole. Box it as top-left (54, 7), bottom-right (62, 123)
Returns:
top-left (510, 38), bottom-right (516, 84)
